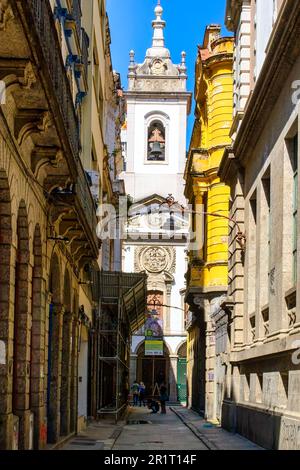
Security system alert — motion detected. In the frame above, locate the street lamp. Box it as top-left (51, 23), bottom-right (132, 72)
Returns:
top-left (47, 235), bottom-right (70, 244)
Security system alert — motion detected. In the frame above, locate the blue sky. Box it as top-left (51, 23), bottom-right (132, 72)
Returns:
top-left (106, 0), bottom-right (230, 143)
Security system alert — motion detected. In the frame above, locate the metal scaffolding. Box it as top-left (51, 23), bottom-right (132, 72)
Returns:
top-left (97, 271), bottom-right (147, 422)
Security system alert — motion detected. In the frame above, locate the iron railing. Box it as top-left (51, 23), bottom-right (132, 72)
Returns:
top-left (25, 0), bottom-right (97, 252)
top-left (27, 0), bottom-right (80, 161)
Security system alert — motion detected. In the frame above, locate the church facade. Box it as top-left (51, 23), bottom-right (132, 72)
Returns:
top-left (121, 2), bottom-right (191, 402)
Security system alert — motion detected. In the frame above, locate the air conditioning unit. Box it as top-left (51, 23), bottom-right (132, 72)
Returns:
top-left (12, 416), bottom-right (19, 450)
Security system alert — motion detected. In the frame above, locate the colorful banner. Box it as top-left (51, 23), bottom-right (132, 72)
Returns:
top-left (144, 310), bottom-right (163, 337)
top-left (144, 309), bottom-right (164, 356)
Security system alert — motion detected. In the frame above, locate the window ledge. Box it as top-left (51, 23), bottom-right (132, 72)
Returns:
top-left (285, 286), bottom-right (296, 300)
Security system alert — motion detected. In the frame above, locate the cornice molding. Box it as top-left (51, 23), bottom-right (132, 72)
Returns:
top-left (233, 0), bottom-right (300, 164)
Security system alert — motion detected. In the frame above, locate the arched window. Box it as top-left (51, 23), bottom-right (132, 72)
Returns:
top-left (147, 121), bottom-right (166, 161)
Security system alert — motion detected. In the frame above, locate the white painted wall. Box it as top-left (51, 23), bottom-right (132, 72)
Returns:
top-left (255, 0), bottom-right (275, 79)
top-left (169, 245), bottom-right (186, 334)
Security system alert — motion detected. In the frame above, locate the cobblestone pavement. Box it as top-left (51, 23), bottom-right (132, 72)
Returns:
top-left (61, 405), bottom-right (263, 451)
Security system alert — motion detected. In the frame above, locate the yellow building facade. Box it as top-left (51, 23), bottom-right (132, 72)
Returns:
top-left (185, 26), bottom-right (233, 420)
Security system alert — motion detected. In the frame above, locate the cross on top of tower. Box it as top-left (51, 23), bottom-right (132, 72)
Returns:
top-left (127, 0), bottom-right (189, 92)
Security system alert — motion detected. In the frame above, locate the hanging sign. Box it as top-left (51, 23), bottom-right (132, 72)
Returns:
top-left (145, 339), bottom-right (164, 356)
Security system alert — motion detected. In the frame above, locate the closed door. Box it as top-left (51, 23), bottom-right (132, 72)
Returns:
top-left (141, 357), bottom-right (167, 396)
top-left (177, 358), bottom-right (187, 402)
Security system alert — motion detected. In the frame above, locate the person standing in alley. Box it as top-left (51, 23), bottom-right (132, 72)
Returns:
top-left (139, 381), bottom-right (146, 407)
top-left (159, 383), bottom-right (168, 414)
top-left (131, 380), bottom-right (139, 407)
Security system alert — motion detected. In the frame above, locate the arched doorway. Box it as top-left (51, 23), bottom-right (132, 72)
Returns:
top-left (136, 341), bottom-right (170, 398)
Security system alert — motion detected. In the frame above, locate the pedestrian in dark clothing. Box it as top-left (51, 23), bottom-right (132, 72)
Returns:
top-left (159, 383), bottom-right (168, 414)
top-left (131, 380), bottom-right (139, 407)
top-left (139, 382), bottom-right (146, 407)
top-left (147, 399), bottom-right (159, 414)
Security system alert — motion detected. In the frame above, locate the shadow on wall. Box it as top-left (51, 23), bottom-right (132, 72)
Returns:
top-left (221, 401), bottom-right (283, 449)
top-left (189, 318), bottom-right (206, 415)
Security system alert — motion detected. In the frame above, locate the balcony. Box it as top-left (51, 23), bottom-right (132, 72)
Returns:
top-left (26, 0), bottom-right (80, 163)
top-left (71, 0), bottom-right (82, 43)
top-left (0, 0), bottom-right (98, 259)
top-left (75, 28), bottom-right (89, 92)
top-left (64, 0), bottom-right (82, 46)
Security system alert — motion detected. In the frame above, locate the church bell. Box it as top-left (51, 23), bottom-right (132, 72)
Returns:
top-left (149, 141), bottom-right (163, 159)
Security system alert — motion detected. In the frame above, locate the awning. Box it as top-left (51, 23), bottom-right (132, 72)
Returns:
top-left (98, 271), bottom-right (148, 332)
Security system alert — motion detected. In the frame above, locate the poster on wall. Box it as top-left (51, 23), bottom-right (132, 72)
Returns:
top-left (144, 310), bottom-right (164, 356)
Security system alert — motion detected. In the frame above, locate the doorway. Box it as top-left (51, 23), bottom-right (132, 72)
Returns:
top-left (136, 342), bottom-right (170, 397)
top-left (177, 342), bottom-right (187, 403)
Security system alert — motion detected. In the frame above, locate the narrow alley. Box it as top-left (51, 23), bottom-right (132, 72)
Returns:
top-left (1, 0), bottom-right (300, 457)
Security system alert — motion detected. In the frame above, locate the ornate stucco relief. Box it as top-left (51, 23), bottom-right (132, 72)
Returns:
top-left (134, 246), bottom-right (176, 274)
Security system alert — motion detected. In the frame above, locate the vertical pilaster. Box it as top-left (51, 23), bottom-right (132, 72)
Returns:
top-left (13, 247), bottom-right (33, 450)
top-left (205, 301), bottom-right (216, 421)
top-left (169, 355), bottom-right (178, 402)
top-left (30, 275), bottom-right (47, 449)
top-left (165, 285), bottom-right (172, 333)
top-left (194, 189), bottom-right (205, 258)
top-left (47, 304), bottom-right (64, 443)
top-left (60, 311), bottom-right (73, 436)
top-left (129, 354), bottom-right (137, 390)
top-left (70, 315), bottom-right (79, 434)
top-left (0, 242), bottom-right (14, 450)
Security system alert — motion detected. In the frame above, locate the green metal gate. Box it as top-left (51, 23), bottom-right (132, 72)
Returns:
top-left (177, 358), bottom-right (187, 403)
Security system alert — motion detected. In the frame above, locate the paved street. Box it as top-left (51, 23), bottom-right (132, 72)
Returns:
top-left (61, 406), bottom-right (262, 451)
top-left (113, 407), bottom-right (208, 451)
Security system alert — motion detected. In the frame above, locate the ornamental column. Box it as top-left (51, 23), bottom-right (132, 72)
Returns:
top-left (47, 304), bottom-right (64, 443)
top-left (169, 355), bottom-right (178, 402)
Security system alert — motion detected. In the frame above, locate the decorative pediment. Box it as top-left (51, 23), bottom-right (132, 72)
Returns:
top-left (126, 194), bottom-right (189, 237)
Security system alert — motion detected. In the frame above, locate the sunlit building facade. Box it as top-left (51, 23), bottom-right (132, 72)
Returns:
top-left (185, 26), bottom-right (233, 420)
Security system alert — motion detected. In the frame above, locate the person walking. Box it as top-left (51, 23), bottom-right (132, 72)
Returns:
top-left (139, 381), bottom-right (146, 407)
top-left (159, 383), bottom-right (168, 414)
top-left (131, 380), bottom-right (139, 407)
